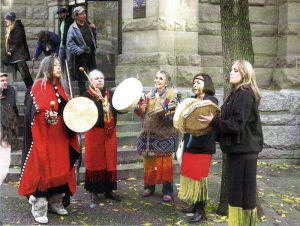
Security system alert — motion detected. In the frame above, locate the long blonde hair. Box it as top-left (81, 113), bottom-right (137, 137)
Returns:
top-left (227, 60), bottom-right (261, 104)
top-left (5, 21), bottom-right (15, 53)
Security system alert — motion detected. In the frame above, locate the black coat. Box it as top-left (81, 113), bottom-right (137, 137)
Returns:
top-left (6, 20), bottom-right (30, 62)
top-left (1, 85), bottom-right (19, 117)
top-left (183, 95), bottom-right (218, 155)
top-left (58, 16), bottom-right (74, 46)
top-left (211, 87), bottom-right (263, 154)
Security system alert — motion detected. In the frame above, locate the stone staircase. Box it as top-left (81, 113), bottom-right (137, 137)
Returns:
top-left (6, 80), bottom-right (150, 182)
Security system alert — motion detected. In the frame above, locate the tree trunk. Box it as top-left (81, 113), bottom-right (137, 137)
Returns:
top-left (219, 0), bottom-right (263, 217)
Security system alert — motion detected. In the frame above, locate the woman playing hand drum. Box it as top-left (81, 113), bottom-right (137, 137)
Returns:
top-left (83, 69), bottom-right (122, 204)
top-left (18, 56), bottom-right (80, 224)
top-left (134, 70), bottom-right (178, 202)
top-left (178, 73), bottom-right (218, 223)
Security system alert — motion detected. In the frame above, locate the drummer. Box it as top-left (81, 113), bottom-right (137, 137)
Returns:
top-left (134, 70), bottom-right (178, 202)
top-left (18, 56), bottom-right (80, 224)
top-left (82, 69), bottom-right (121, 204)
top-left (177, 73), bottom-right (218, 223)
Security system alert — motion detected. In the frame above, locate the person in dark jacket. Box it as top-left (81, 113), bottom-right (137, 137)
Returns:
top-left (0, 72), bottom-right (18, 116)
top-left (57, 8), bottom-right (74, 74)
top-left (0, 72), bottom-right (18, 185)
top-left (178, 73), bottom-right (218, 224)
top-left (3, 12), bottom-right (33, 88)
top-left (82, 70), bottom-right (121, 204)
top-left (199, 60), bottom-right (263, 226)
top-left (66, 6), bottom-right (97, 95)
top-left (32, 30), bottom-right (60, 61)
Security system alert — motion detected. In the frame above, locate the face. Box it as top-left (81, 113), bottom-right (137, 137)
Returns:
top-left (193, 76), bottom-right (204, 96)
top-left (154, 72), bottom-right (167, 91)
top-left (230, 63), bottom-right (242, 85)
top-left (91, 73), bottom-right (105, 89)
top-left (58, 12), bottom-right (67, 19)
top-left (0, 76), bottom-right (8, 89)
top-left (4, 19), bottom-right (12, 27)
top-left (75, 11), bottom-right (86, 23)
top-left (52, 59), bottom-right (61, 79)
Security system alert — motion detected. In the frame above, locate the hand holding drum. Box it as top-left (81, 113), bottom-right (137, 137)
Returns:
top-left (173, 99), bottom-right (220, 136)
top-left (112, 77), bottom-right (143, 113)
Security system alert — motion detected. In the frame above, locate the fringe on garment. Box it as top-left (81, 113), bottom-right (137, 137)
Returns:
top-left (228, 205), bottom-right (257, 226)
top-left (178, 175), bottom-right (208, 204)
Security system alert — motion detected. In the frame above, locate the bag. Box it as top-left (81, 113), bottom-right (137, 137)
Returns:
top-left (176, 139), bottom-right (184, 166)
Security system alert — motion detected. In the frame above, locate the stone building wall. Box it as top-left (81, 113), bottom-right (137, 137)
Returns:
top-left (1, 0), bottom-right (299, 161)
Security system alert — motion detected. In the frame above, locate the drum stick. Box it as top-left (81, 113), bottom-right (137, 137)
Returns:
top-left (79, 67), bottom-right (104, 101)
top-left (65, 60), bottom-right (73, 99)
top-left (78, 67), bottom-right (97, 90)
top-left (50, 101), bottom-right (55, 112)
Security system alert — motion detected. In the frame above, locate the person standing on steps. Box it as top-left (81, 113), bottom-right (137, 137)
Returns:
top-left (57, 7), bottom-right (74, 74)
top-left (66, 6), bottom-right (97, 95)
top-left (2, 12), bottom-right (33, 88)
top-left (0, 72), bottom-right (18, 186)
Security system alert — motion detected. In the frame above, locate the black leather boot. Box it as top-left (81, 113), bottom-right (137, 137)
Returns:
top-left (181, 204), bottom-right (196, 213)
top-left (189, 201), bottom-right (206, 223)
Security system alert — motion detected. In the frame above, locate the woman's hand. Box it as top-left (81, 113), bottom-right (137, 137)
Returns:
top-left (49, 110), bottom-right (58, 119)
top-left (198, 112), bottom-right (214, 124)
top-left (45, 110), bottom-right (58, 125)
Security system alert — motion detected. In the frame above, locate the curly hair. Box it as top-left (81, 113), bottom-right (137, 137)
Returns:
top-left (0, 103), bottom-right (18, 146)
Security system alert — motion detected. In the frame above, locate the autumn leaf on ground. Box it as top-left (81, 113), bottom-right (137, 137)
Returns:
top-left (141, 223), bottom-right (151, 226)
top-left (60, 216), bottom-right (64, 221)
top-left (256, 175), bottom-right (263, 179)
top-left (127, 177), bottom-right (137, 181)
top-left (175, 220), bottom-right (183, 225)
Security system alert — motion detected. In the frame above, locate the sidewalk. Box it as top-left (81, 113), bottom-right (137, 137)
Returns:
top-left (0, 160), bottom-right (299, 225)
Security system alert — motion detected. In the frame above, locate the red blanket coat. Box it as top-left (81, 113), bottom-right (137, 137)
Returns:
top-left (18, 80), bottom-right (80, 197)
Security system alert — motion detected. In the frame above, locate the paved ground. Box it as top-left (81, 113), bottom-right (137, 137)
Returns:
top-left (0, 159), bottom-right (299, 226)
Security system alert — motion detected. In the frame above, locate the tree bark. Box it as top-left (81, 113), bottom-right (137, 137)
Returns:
top-left (218, 0), bottom-right (263, 217)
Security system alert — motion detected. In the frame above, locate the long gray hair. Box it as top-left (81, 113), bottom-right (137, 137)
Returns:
top-left (34, 56), bottom-right (69, 95)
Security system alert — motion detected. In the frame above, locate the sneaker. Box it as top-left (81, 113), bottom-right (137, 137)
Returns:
top-left (34, 216), bottom-right (48, 224)
top-left (142, 189), bottom-right (154, 197)
top-left (50, 205), bottom-right (68, 215)
top-left (162, 195), bottom-right (172, 202)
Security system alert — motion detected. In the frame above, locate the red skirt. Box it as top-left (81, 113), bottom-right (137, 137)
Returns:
top-left (84, 127), bottom-right (117, 188)
top-left (143, 155), bottom-right (173, 185)
top-left (180, 152), bottom-right (212, 181)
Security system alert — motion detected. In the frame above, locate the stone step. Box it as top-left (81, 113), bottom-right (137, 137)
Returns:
top-left (5, 161), bottom-right (181, 182)
top-left (10, 146), bottom-right (141, 167)
top-left (15, 115), bottom-right (141, 136)
top-left (12, 131), bottom-right (139, 152)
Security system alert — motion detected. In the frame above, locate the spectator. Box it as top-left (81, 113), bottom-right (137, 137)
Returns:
top-left (66, 6), bottom-right (97, 95)
top-left (0, 72), bottom-right (18, 185)
top-left (32, 30), bottom-right (60, 62)
top-left (2, 12), bottom-right (33, 88)
top-left (57, 8), bottom-right (74, 74)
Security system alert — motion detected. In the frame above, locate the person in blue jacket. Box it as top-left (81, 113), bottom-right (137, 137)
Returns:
top-left (32, 30), bottom-right (60, 61)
